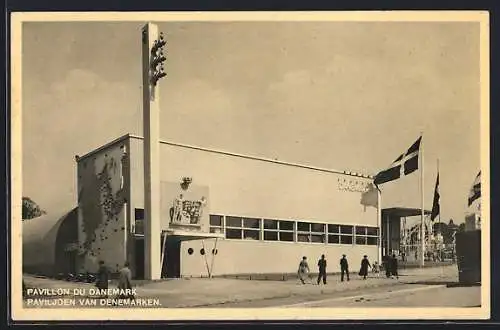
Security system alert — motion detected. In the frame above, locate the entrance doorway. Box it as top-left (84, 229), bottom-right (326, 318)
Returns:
top-left (134, 238), bottom-right (144, 279)
top-left (163, 237), bottom-right (181, 278)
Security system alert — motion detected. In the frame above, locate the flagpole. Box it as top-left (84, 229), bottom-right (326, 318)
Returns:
top-left (377, 186), bottom-right (382, 265)
top-left (420, 133), bottom-right (425, 267)
top-left (437, 159), bottom-right (441, 226)
top-left (437, 159), bottom-right (441, 260)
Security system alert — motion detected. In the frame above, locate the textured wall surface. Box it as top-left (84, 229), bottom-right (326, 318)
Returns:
top-left (76, 141), bottom-right (129, 273)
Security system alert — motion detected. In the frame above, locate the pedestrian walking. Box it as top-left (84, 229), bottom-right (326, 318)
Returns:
top-left (317, 254), bottom-right (327, 285)
top-left (95, 260), bottom-right (109, 298)
top-left (340, 254), bottom-right (350, 282)
top-left (372, 261), bottom-right (380, 277)
top-left (297, 256), bottom-right (310, 285)
top-left (117, 261), bottom-right (135, 301)
top-left (390, 254), bottom-right (399, 279)
top-left (383, 255), bottom-right (392, 278)
top-left (358, 255), bottom-right (371, 280)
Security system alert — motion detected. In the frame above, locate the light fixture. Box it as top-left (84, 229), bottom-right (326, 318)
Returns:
top-left (181, 177), bottom-right (193, 190)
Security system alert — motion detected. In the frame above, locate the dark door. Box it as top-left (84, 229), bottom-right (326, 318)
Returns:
top-left (164, 238), bottom-right (181, 278)
top-left (135, 238), bottom-right (145, 280)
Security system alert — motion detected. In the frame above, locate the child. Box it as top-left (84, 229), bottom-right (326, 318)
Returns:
top-left (372, 261), bottom-right (380, 277)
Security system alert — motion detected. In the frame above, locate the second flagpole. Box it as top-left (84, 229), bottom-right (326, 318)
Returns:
top-left (420, 133), bottom-right (425, 267)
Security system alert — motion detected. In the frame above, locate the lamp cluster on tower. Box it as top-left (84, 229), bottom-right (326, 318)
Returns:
top-left (150, 32), bottom-right (167, 86)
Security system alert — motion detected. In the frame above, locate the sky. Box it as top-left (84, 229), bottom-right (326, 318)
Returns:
top-left (21, 20), bottom-right (482, 223)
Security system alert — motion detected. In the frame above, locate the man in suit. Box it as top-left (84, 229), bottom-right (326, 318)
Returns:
top-left (117, 261), bottom-right (135, 301)
top-left (340, 254), bottom-right (350, 282)
top-left (317, 254), bottom-right (327, 285)
top-left (95, 260), bottom-right (110, 298)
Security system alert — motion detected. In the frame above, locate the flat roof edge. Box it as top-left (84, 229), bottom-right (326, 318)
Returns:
top-left (75, 134), bottom-right (132, 162)
top-left (80, 134), bottom-right (374, 179)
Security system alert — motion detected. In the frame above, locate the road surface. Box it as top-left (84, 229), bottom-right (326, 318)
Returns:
top-left (211, 283), bottom-right (481, 308)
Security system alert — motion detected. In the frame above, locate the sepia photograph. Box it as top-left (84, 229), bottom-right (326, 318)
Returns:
top-left (11, 11), bottom-right (490, 320)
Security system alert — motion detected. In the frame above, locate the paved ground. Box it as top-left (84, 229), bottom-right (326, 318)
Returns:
top-left (22, 265), bottom-right (478, 308)
top-left (296, 285), bottom-right (480, 308)
top-left (218, 284), bottom-right (481, 308)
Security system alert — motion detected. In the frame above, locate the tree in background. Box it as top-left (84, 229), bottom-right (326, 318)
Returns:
top-left (22, 197), bottom-right (46, 220)
top-left (431, 219), bottom-right (461, 245)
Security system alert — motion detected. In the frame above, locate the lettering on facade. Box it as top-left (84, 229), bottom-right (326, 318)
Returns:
top-left (337, 178), bottom-right (371, 193)
top-left (170, 194), bottom-right (206, 226)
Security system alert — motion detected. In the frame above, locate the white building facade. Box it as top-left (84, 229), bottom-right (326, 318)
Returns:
top-left (75, 134), bottom-right (381, 279)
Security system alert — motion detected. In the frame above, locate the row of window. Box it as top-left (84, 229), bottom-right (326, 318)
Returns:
top-left (134, 209), bottom-right (378, 246)
top-left (209, 215), bottom-right (379, 246)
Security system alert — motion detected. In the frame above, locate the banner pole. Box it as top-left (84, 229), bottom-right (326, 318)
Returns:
top-left (420, 133), bottom-right (425, 267)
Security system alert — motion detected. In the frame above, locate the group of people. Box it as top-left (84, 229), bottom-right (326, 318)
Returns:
top-left (95, 260), bottom-right (135, 300)
top-left (297, 253), bottom-right (400, 284)
top-left (382, 253), bottom-right (400, 279)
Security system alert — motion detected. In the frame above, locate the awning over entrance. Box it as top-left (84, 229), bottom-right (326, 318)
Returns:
top-left (381, 207), bottom-right (432, 257)
top-left (382, 207), bottom-right (432, 218)
top-left (162, 230), bottom-right (225, 241)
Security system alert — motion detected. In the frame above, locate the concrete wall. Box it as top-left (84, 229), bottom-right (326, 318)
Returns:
top-left (127, 135), bottom-right (379, 276)
top-left (180, 239), bottom-right (378, 276)
top-left (76, 139), bottom-right (130, 273)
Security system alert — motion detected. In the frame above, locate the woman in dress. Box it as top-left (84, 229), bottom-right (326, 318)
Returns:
top-left (297, 256), bottom-right (310, 285)
top-left (359, 255), bottom-right (372, 280)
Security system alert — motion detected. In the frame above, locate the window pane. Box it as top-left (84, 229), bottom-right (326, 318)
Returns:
top-left (264, 219), bottom-right (278, 229)
top-left (209, 227), bottom-right (223, 234)
top-left (367, 227), bottom-right (379, 236)
top-left (311, 223), bottom-right (325, 233)
top-left (367, 236), bottom-right (378, 245)
top-left (340, 235), bottom-right (353, 245)
top-left (356, 226), bottom-right (367, 235)
top-left (279, 221), bottom-right (294, 231)
top-left (311, 234), bottom-right (325, 243)
top-left (328, 235), bottom-right (340, 244)
top-left (225, 228), bottom-right (242, 239)
top-left (209, 215), bottom-right (222, 227)
top-left (340, 225), bottom-right (353, 234)
top-left (297, 222), bottom-right (310, 232)
top-left (243, 218), bottom-right (260, 229)
top-left (135, 208), bottom-right (144, 220)
top-left (135, 220), bottom-right (144, 235)
top-left (226, 217), bottom-right (242, 227)
top-left (264, 231), bottom-right (278, 241)
top-left (356, 236), bottom-right (367, 245)
top-left (297, 233), bottom-right (310, 242)
top-left (243, 230), bottom-right (259, 240)
top-left (279, 232), bottom-right (294, 242)
top-left (328, 224), bottom-right (339, 233)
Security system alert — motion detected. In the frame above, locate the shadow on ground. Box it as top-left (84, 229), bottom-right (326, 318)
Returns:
top-left (405, 280), bottom-right (481, 287)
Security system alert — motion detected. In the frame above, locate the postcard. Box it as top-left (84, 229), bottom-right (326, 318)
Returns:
top-left (11, 11), bottom-right (490, 321)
